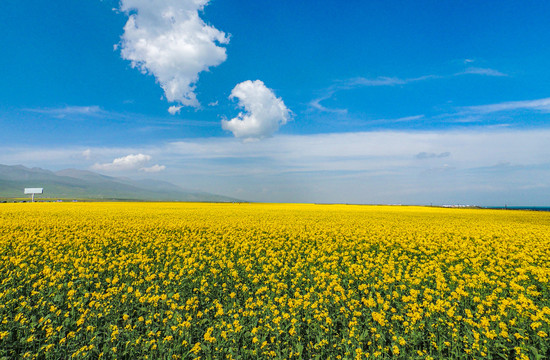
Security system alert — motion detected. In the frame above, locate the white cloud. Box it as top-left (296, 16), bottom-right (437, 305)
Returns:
top-left (345, 76), bottom-right (407, 87)
top-left (119, 0), bottom-right (229, 109)
top-left (222, 80), bottom-right (291, 141)
top-left (25, 105), bottom-right (103, 118)
top-left (366, 115), bottom-right (424, 125)
top-left (309, 67), bottom-right (505, 114)
top-left (140, 164), bottom-right (166, 172)
top-left (82, 149), bottom-right (92, 160)
top-left (459, 67), bottom-right (507, 77)
top-left (308, 75), bottom-right (440, 113)
top-left (308, 93), bottom-right (347, 114)
top-left (160, 129), bottom-right (550, 204)
top-left (3, 128), bottom-right (550, 205)
top-left (165, 129), bottom-right (550, 172)
top-left (461, 97), bottom-right (550, 114)
top-left (92, 153), bottom-right (152, 172)
top-left (167, 105), bottom-right (182, 115)
top-left (415, 151), bottom-right (451, 159)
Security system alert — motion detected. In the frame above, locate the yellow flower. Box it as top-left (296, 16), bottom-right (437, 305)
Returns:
top-left (2, 202), bottom-right (550, 358)
top-left (392, 345), bottom-right (400, 355)
top-left (191, 342), bottom-right (202, 355)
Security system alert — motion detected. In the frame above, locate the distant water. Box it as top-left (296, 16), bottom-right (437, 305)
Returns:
top-left (485, 206), bottom-right (550, 212)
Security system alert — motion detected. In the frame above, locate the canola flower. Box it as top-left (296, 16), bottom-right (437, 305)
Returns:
top-left (0, 202), bottom-right (549, 359)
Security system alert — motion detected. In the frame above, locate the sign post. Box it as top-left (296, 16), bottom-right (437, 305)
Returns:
top-left (24, 188), bottom-right (43, 202)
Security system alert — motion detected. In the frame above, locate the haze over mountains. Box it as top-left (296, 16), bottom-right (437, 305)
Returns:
top-left (0, 164), bottom-right (238, 202)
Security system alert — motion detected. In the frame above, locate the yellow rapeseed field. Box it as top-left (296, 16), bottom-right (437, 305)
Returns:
top-left (0, 202), bottom-right (549, 359)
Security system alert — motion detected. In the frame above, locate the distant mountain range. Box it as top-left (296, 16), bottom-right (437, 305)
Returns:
top-left (0, 164), bottom-right (239, 202)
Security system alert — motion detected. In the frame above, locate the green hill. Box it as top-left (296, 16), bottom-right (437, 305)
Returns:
top-left (0, 164), bottom-right (238, 202)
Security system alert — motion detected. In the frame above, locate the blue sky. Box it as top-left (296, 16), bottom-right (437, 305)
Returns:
top-left (1, 0), bottom-right (550, 205)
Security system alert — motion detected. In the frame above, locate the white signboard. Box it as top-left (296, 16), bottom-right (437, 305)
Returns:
top-left (24, 188), bottom-right (43, 194)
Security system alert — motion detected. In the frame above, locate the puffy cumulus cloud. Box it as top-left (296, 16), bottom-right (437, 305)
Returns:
top-left (167, 105), bottom-right (182, 115)
top-left (92, 153), bottom-right (164, 172)
top-left (222, 80), bottom-right (291, 141)
top-left (119, 0), bottom-right (229, 109)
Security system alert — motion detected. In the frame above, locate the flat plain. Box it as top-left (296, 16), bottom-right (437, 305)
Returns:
top-left (1, 203), bottom-right (549, 359)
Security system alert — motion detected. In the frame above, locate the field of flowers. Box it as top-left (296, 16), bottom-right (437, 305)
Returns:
top-left (1, 202), bottom-right (549, 359)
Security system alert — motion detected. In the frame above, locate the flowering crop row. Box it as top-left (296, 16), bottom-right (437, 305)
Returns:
top-left (1, 202), bottom-right (549, 359)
